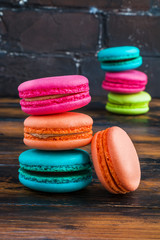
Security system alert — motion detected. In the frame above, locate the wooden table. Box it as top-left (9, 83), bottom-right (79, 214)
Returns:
top-left (0, 97), bottom-right (160, 240)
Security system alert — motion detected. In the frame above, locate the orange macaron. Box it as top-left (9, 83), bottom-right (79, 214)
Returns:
top-left (24, 112), bottom-right (93, 150)
top-left (91, 126), bottom-right (141, 194)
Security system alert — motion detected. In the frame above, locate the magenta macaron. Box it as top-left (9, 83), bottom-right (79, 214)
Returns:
top-left (18, 75), bottom-right (91, 115)
top-left (102, 70), bottom-right (148, 94)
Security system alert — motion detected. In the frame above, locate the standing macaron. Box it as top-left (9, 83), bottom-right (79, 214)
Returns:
top-left (19, 149), bottom-right (92, 193)
top-left (102, 70), bottom-right (148, 94)
top-left (24, 112), bottom-right (93, 150)
top-left (18, 75), bottom-right (91, 115)
top-left (91, 126), bottom-right (141, 194)
top-left (98, 46), bottom-right (142, 72)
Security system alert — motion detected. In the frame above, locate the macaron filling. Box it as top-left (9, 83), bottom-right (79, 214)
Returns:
top-left (24, 126), bottom-right (93, 141)
top-left (103, 82), bottom-right (145, 89)
top-left (107, 102), bottom-right (149, 109)
top-left (104, 78), bottom-right (147, 86)
top-left (20, 91), bottom-right (90, 107)
top-left (19, 163), bottom-right (92, 172)
top-left (29, 131), bottom-right (92, 138)
top-left (24, 91), bottom-right (88, 102)
top-left (101, 56), bottom-right (142, 66)
top-left (24, 93), bottom-right (75, 102)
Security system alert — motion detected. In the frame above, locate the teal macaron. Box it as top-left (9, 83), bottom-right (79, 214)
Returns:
top-left (106, 91), bottom-right (151, 115)
top-left (19, 149), bottom-right (92, 193)
top-left (97, 46), bottom-right (142, 72)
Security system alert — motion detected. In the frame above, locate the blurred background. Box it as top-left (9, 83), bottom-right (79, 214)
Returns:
top-left (0, 0), bottom-right (160, 98)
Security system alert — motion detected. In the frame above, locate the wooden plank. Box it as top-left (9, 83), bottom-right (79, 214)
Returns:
top-left (0, 206), bottom-right (159, 240)
top-left (0, 164), bottom-right (160, 209)
top-left (0, 97), bottom-right (160, 239)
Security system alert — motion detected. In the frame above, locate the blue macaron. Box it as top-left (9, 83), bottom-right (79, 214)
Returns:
top-left (19, 149), bottom-right (92, 193)
top-left (97, 46), bottom-right (142, 72)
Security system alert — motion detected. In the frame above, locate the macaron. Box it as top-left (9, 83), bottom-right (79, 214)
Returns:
top-left (102, 70), bottom-right (148, 94)
top-left (97, 46), bottom-right (142, 72)
top-left (24, 112), bottom-right (93, 150)
top-left (19, 149), bottom-right (92, 192)
top-left (18, 75), bottom-right (91, 115)
top-left (91, 126), bottom-right (141, 194)
top-left (106, 91), bottom-right (151, 115)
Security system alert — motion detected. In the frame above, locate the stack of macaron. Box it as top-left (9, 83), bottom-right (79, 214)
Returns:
top-left (18, 75), bottom-right (142, 195)
top-left (18, 75), bottom-right (93, 193)
top-left (98, 46), bottom-right (151, 115)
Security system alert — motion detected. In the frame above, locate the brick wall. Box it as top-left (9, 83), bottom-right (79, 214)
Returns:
top-left (0, 0), bottom-right (160, 97)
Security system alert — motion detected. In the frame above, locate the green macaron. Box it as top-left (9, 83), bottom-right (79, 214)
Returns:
top-left (106, 91), bottom-right (151, 115)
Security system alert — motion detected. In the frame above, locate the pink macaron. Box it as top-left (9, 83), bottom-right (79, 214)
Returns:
top-left (18, 75), bottom-right (91, 115)
top-left (102, 70), bottom-right (147, 94)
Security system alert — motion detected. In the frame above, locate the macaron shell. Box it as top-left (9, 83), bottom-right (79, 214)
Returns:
top-left (107, 127), bottom-right (141, 192)
top-left (19, 176), bottom-right (92, 193)
top-left (98, 46), bottom-right (140, 61)
top-left (24, 137), bottom-right (93, 150)
top-left (106, 103), bottom-right (149, 115)
top-left (19, 169), bottom-right (92, 193)
top-left (105, 70), bottom-right (148, 83)
top-left (24, 112), bottom-right (93, 129)
top-left (18, 75), bottom-right (89, 98)
top-left (108, 91), bottom-right (151, 105)
top-left (19, 149), bottom-right (91, 172)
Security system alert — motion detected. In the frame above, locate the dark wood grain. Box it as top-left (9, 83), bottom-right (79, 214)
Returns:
top-left (0, 97), bottom-right (160, 239)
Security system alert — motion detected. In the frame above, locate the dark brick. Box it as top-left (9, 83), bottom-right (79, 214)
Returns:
top-left (107, 14), bottom-right (160, 56)
top-left (152, 0), bottom-right (160, 10)
top-left (0, 17), bottom-right (7, 36)
top-left (0, 0), bottom-right (14, 4)
top-left (0, 0), bottom-right (150, 10)
top-left (28, 0), bottom-right (138, 9)
top-left (81, 57), bottom-right (107, 96)
top-left (35, 0), bottom-right (150, 10)
top-left (120, 0), bottom-right (150, 11)
top-left (1, 10), bottom-right (99, 53)
top-left (139, 57), bottom-right (160, 98)
top-left (0, 0), bottom-right (123, 8)
top-left (27, 0), bottom-right (110, 8)
top-left (0, 54), bottom-right (76, 97)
